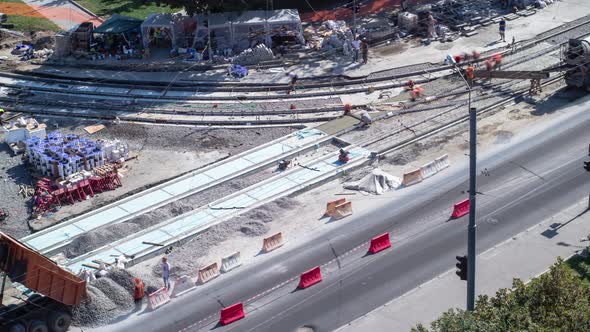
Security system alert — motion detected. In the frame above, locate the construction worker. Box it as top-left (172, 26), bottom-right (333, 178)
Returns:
top-left (133, 277), bottom-right (145, 301)
top-left (492, 53), bottom-right (503, 70)
top-left (287, 72), bottom-right (298, 95)
top-left (499, 17), bottom-right (506, 42)
top-left (410, 85), bottom-right (424, 101)
top-left (161, 256), bottom-right (171, 290)
top-left (466, 64), bottom-right (475, 86)
top-left (360, 40), bottom-right (369, 64)
top-left (338, 149), bottom-right (350, 163)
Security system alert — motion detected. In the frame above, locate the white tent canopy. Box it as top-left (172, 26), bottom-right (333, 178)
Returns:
top-left (267, 9), bottom-right (304, 45)
top-left (141, 13), bottom-right (177, 48)
top-left (197, 9), bottom-right (304, 54)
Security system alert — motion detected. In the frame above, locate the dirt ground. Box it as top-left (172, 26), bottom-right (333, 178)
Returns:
top-left (0, 115), bottom-right (295, 238)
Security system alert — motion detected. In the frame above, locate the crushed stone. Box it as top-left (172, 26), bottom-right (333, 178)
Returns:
top-left (93, 277), bottom-right (134, 310)
top-left (62, 167), bottom-right (272, 260)
top-left (106, 268), bottom-right (136, 295)
top-left (72, 285), bottom-right (117, 327)
top-left (148, 197), bottom-right (300, 278)
top-left (240, 221), bottom-right (269, 236)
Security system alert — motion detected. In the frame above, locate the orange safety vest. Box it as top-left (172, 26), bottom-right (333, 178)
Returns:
top-left (134, 279), bottom-right (145, 300)
top-left (466, 66), bottom-right (475, 80)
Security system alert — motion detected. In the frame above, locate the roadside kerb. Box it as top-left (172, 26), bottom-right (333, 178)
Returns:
top-left (23, 129), bottom-right (335, 255)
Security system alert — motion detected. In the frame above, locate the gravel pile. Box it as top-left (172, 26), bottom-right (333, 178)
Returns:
top-left (0, 144), bottom-right (33, 239)
top-left (65, 223), bottom-right (141, 258)
top-left (72, 285), bottom-right (117, 327)
top-left (93, 277), bottom-right (134, 310)
top-left (63, 168), bottom-right (273, 260)
top-left (72, 276), bottom-right (135, 327)
top-left (150, 197), bottom-right (300, 277)
top-left (240, 221), bottom-right (269, 236)
top-left (106, 268), bottom-right (136, 294)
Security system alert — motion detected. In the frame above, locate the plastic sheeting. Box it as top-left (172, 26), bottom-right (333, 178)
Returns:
top-left (343, 168), bottom-right (401, 195)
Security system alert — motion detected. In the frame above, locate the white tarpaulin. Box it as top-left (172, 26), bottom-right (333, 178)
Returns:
top-left (343, 168), bottom-right (401, 195)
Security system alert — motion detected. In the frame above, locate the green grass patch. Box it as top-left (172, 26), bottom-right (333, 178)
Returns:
top-left (0, 0), bottom-right (60, 32)
top-left (75, 0), bottom-right (180, 20)
top-left (5, 15), bottom-right (60, 32)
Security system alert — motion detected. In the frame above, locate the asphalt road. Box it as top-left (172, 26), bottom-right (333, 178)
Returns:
top-left (103, 98), bottom-right (590, 332)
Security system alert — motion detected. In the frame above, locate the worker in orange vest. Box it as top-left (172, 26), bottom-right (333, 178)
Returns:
top-left (410, 85), bottom-right (424, 101)
top-left (492, 53), bottom-right (503, 70)
top-left (134, 277), bottom-right (145, 301)
top-left (466, 64), bottom-right (475, 86)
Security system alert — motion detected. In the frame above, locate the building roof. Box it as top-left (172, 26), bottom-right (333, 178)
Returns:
top-left (93, 14), bottom-right (142, 34)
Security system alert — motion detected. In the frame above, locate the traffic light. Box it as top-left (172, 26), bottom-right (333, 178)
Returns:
top-left (584, 161), bottom-right (590, 172)
top-left (351, 4), bottom-right (360, 14)
top-left (456, 255), bottom-right (468, 280)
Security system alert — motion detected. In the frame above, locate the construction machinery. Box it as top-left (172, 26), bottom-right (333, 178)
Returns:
top-left (564, 36), bottom-right (590, 90)
top-left (0, 231), bottom-right (86, 332)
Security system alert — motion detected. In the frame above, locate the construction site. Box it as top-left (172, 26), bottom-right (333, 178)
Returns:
top-left (0, 0), bottom-right (590, 331)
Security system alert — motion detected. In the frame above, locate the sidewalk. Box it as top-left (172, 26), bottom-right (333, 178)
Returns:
top-left (336, 198), bottom-right (590, 332)
top-left (20, 0), bottom-right (101, 31)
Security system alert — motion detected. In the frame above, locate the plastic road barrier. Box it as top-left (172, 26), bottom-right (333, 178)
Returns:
top-left (324, 198), bottom-right (347, 217)
top-left (368, 233), bottom-right (391, 254)
top-left (420, 161), bottom-right (438, 179)
top-left (451, 199), bottom-right (470, 219)
top-left (198, 262), bottom-right (220, 284)
top-left (171, 275), bottom-right (196, 298)
top-left (219, 302), bottom-right (245, 326)
top-left (148, 287), bottom-right (171, 310)
top-left (332, 201), bottom-right (353, 219)
top-left (402, 169), bottom-right (423, 186)
top-left (298, 266), bottom-right (323, 289)
top-left (262, 232), bottom-right (285, 253)
top-left (221, 251), bottom-right (242, 273)
top-left (434, 154), bottom-right (450, 172)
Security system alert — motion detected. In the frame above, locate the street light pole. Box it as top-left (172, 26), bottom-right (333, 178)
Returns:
top-left (353, 0), bottom-right (357, 36)
top-left (453, 64), bottom-right (476, 311)
top-left (467, 106), bottom-right (477, 311)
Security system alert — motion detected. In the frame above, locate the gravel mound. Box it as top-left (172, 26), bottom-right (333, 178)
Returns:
top-left (149, 197), bottom-right (300, 277)
top-left (93, 277), bottom-right (134, 310)
top-left (72, 277), bottom-right (136, 327)
top-left (106, 269), bottom-right (135, 294)
top-left (72, 285), bottom-right (117, 327)
top-left (65, 223), bottom-right (141, 258)
top-left (240, 221), bottom-right (269, 236)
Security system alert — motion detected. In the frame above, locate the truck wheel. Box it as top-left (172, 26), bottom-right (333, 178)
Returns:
top-left (8, 323), bottom-right (26, 332)
top-left (28, 320), bottom-right (48, 332)
top-left (47, 311), bottom-right (71, 332)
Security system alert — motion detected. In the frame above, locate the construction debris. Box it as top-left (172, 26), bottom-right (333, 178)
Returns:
top-left (232, 44), bottom-right (274, 65)
top-left (343, 168), bottom-right (401, 195)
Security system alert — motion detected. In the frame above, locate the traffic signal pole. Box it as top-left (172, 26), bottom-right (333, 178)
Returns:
top-left (467, 107), bottom-right (477, 311)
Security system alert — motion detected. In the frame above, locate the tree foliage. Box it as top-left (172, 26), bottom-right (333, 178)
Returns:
top-left (412, 257), bottom-right (590, 332)
top-left (153, 0), bottom-right (268, 15)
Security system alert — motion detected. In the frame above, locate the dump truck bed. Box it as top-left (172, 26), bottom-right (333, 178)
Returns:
top-left (0, 232), bottom-right (85, 306)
